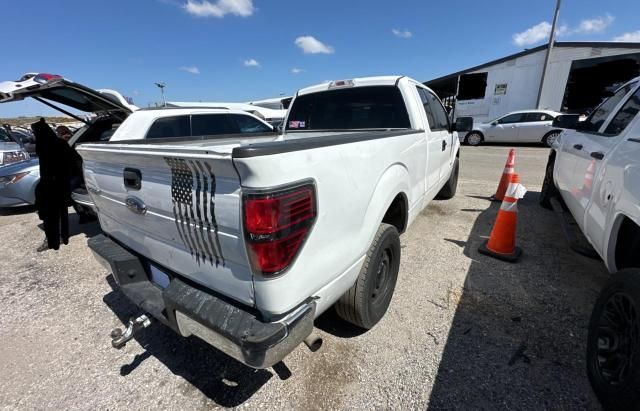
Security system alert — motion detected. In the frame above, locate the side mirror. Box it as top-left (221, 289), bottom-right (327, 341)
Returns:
top-left (452, 116), bottom-right (473, 133)
top-left (552, 114), bottom-right (580, 130)
top-left (491, 121), bottom-right (498, 126)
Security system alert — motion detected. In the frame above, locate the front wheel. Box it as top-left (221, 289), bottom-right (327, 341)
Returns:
top-left (465, 132), bottom-right (483, 146)
top-left (587, 269), bottom-right (640, 410)
top-left (335, 223), bottom-right (401, 330)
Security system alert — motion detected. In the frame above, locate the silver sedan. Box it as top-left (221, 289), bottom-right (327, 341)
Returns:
top-left (463, 110), bottom-right (563, 147)
top-left (0, 159), bottom-right (39, 207)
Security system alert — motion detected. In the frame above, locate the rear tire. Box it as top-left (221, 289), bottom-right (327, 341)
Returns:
top-left (464, 132), bottom-right (483, 146)
top-left (543, 130), bottom-right (561, 147)
top-left (587, 269), bottom-right (640, 410)
top-left (539, 152), bottom-right (559, 210)
top-left (335, 223), bottom-right (400, 330)
top-left (436, 157), bottom-right (459, 200)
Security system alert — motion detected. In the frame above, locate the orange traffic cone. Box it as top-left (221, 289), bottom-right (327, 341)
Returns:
top-left (479, 173), bottom-right (526, 262)
top-left (491, 149), bottom-right (516, 202)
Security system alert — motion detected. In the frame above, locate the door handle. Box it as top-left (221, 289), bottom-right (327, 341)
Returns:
top-left (123, 168), bottom-right (142, 190)
top-left (442, 140), bottom-right (447, 151)
top-left (573, 144), bottom-right (583, 150)
top-left (590, 151), bottom-right (605, 160)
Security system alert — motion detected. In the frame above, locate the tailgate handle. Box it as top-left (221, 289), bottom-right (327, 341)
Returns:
top-left (123, 168), bottom-right (142, 190)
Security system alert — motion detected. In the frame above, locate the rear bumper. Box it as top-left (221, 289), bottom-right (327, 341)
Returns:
top-left (88, 234), bottom-right (315, 369)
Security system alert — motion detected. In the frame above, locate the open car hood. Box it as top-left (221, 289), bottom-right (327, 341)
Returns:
top-left (0, 74), bottom-right (137, 119)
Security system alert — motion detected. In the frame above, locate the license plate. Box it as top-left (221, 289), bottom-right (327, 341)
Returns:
top-left (149, 264), bottom-right (170, 289)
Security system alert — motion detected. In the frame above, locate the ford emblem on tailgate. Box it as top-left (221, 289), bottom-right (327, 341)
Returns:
top-left (125, 196), bottom-right (147, 215)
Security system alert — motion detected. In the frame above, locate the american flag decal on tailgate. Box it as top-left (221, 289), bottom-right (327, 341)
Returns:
top-left (165, 157), bottom-right (224, 267)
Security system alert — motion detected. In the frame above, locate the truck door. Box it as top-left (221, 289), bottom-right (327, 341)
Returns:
top-left (561, 81), bottom-right (637, 233)
top-left (583, 85), bottom-right (640, 251)
top-left (424, 90), bottom-right (454, 178)
top-left (415, 86), bottom-right (447, 192)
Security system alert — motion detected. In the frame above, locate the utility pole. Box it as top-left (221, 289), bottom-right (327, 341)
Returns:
top-left (536, 0), bottom-right (561, 108)
top-left (155, 82), bottom-right (166, 107)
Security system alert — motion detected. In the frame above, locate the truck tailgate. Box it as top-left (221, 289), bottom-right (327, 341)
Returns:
top-left (77, 143), bottom-right (254, 306)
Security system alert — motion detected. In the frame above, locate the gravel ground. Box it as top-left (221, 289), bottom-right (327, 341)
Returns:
top-left (0, 145), bottom-right (608, 410)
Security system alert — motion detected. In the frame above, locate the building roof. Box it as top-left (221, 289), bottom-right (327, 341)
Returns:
top-left (425, 41), bottom-right (640, 85)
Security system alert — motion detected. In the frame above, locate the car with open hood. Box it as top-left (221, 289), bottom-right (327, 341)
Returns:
top-left (0, 73), bottom-right (138, 214)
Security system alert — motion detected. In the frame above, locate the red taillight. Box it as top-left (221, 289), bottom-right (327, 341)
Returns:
top-left (34, 73), bottom-right (62, 84)
top-left (243, 183), bottom-right (316, 276)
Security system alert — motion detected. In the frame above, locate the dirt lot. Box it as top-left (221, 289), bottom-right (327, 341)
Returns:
top-left (0, 145), bottom-right (608, 410)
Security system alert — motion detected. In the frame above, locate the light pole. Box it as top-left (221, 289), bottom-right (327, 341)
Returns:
top-left (536, 0), bottom-right (562, 108)
top-left (155, 82), bottom-right (166, 107)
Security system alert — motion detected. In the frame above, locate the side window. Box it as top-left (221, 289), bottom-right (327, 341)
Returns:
top-left (230, 114), bottom-right (272, 133)
top-left (604, 87), bottom-right (640, 136)
top-left (416, 87), bottom-right (436, 130)
top-left (146, 116), bottom-right (190, 139)
top-left (525, 112), bottom-right (553, 122)
top-left (580, 83), bottom-right (636, 133)
top-left (498, 113), bottom-right (526, 124)
top-left (191, 114), bottom-right (234, 136)
top-left (427, 91), bottom-right (450, 130)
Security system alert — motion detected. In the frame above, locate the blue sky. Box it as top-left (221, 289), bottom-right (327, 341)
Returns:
top-left (1, 0), bottom-right (639, 117)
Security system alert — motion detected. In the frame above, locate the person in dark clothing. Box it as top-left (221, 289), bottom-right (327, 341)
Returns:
top-left (32, 118), bottom-right (75, 251)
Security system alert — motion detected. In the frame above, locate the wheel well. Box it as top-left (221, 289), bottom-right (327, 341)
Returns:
top-left (382, 193), bottom-right (408, 234)
top-left (615, 217), bottom-right (640, 270)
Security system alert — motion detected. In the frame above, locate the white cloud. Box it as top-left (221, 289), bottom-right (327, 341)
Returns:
top-left (183, 0), bottom-right (254, 18)
top-left (179, 66), bottom-right (200, 74)
top-left (291, 68), bottom-right (305, 74)
top-left (614, 30), bottom-right (640, 42)
top-left (392, 29), bottom-right (412, 39)
top-left (512, 21), bottom-right (569, 47)
top-left (575, 14), bottom-right (614, 34)
top-left (294, 36), bottom-right (334, 54)
top-left (243, 58), bottom-right (260, 67)
top-left (513, 22), bottom-right (552, 46)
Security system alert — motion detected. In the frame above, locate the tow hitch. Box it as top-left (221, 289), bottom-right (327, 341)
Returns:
top-left (110, 314), bottom-right (153, 349)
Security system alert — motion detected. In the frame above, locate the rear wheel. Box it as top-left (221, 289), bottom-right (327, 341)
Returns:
top-left (335, 223), bottom-right (400, 329)
top-left (436, 157), bottom-right (459, 200)
top-left (587, 269), bottom-right (640, 410)
top-left (539, 152), bottom-right (559, 210)
top-left (465, 132), bottom-right (483, 146)
top-left (543, 130), bottom-right (561, 147)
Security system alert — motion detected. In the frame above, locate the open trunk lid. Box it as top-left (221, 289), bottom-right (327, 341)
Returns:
top-left (77, 142), bottom-right (255, 306)
top-left (0, 73), bottom-right (136, 120)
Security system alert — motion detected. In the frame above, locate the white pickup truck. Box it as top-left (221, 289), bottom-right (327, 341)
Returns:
top-left (78, 76), bottom-right (472, 368)
top-left (540, 77), bottom-right (640, 409)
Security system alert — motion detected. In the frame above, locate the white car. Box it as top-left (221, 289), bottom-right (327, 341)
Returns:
top-left (540, 77), bottom-right (640, 409)
top-left (464, 109), bottom-right (563, 147)
top-left (78, 76), bottom-right (472, 368)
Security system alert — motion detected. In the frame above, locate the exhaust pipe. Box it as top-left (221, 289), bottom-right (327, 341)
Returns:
top-left (303, 332), bottom-right (323, 352)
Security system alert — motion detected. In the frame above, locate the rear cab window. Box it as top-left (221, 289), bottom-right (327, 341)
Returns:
top-left (286, 86), bottom-right (410, 131)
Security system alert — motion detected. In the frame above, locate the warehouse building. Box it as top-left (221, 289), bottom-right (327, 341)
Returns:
top-left (425, 41), bottom-right (640, 123)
